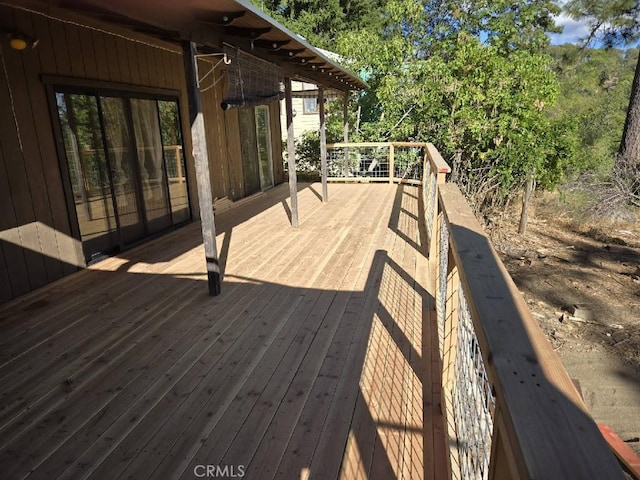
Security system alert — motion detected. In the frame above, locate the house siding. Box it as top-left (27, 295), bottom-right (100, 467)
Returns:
top-left (0, 4), bottom-right (284, 303)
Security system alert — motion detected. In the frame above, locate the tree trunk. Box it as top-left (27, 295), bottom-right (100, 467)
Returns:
top-left (618, 54), bottom-right (640, 167)
top-left (518, 174), bottom-right (536, 235)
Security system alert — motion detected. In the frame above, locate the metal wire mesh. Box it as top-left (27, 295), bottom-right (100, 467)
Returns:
top-left (424, 162), bottom-right (436, 238)
top-left (222, 46), bottom-right (283, 104)
top-left (452, 287), bottom-right (496, 479)
top-left (393, 146), bottom-right (424, 181)
top-left (437, 213), bottom-right (449, 360)
top-left (327, 145), bottom-right (390, 179)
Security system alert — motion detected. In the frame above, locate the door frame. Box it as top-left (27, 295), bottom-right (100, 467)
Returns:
top-left (46, 78), bottom-right (190, 263)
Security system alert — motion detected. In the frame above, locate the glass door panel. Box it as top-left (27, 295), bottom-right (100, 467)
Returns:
top-left (56, 89), bottom-right (190, 261)
top-left (255, 106), bottom-right (274, 190)
top-left (100, 96), bottom-right (145, 244)
top-left (56, 92), bottom-right (118, 260)
top-left (158, 100), bottom-right (190, 224)
top-left (238, 107), bottom-right (261, 196)
top-left (130, 99), bottom-right (172, 233)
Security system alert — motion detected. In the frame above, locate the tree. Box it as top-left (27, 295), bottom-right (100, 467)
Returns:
top-left (249, 0), bottom-right (389, 49)
top-left (564, 0), bottom-right (640, 189)
top-left (338, 0), bottom-right (569, 223)
top-left (547, 45), bottom-right (638, 176)
top-left (252, 0), bottom-right (573, 221)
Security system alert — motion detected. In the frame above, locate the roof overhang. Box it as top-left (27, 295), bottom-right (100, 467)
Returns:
top-left (28, 0), bottom-right (367, 92)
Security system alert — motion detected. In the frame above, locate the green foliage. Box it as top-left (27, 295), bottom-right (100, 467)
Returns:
top-left (294, 130), bottom-right (320, 172)
top-left (337, 0), bottom-right (567, 212)
top-left (254, 0), bottom-right (577, 213)
top-left (250, 0), bottom-right (389, 49)
top-left (548, 45), bottom-right (639, 176)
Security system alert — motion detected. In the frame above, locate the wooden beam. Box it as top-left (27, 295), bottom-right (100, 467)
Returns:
top-left (182, 41), bottom-right (221, 295)
top-left (285, 78), bottom-right (299, 227)
top-left (275, 48), bottom-right (306, 58)
top-left (195, 10), bottom-right (245, 26)
top-left (225, 26), bottom-right (271, 39)
top-left (252, 39), bottom-right (291, 50)
top-left (319, 87), bottom-right (328, 202)
top-left (294, 56), bottom-right (316, 64)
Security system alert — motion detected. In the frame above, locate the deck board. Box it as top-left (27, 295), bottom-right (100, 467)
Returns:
top-left (0, 183), bottom-right (443, 480)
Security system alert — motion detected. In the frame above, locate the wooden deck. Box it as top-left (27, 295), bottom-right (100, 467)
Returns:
top-left (0, 183), bottom-right (442, 480)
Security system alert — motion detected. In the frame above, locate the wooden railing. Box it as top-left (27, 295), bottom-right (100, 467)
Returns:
top-left (420, 146), bottom-right (625, 478)
top-left (325, 142), bottom-right (428, 184)
top-left (324, 142), bottom-right (624, 476)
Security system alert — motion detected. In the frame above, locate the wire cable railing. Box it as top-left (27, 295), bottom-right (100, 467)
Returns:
top-left (325, 142), bottom-right (425, 184)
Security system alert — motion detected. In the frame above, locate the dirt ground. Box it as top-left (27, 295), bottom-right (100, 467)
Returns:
top-left (491, 192), bottom-right (640, 463)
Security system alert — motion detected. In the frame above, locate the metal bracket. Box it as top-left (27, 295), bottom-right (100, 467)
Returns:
top-left (195, 52), bottom-right (231, 92)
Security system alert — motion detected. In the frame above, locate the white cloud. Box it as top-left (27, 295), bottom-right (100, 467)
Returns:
top-left (549, 13), bottom-right (592, 45)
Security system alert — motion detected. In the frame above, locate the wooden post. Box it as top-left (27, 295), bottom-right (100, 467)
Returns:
top-left (489, 406), bottom-right (519, 480)
top-left (176, 145), bottom-right (184, 182)
top-left (182, 41), bottom-right (221, 296)
top-left (343, 91), bottom-right (349, 178)
top-left (389, 143), bottom-right (395, 184)
top-left (319, 87), bottom-right (328, 202)
top-left (284, 78), bottom-right (299, 227)
top-left (518, 173), bottom-right (535, 235)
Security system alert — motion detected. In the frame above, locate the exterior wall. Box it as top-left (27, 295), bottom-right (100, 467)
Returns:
top-left (199, 60), bottom-right (285, 200)
top-left (0, 4), bottom-right (285, 303)
top-left (280, 81), bottom-right (320, 140)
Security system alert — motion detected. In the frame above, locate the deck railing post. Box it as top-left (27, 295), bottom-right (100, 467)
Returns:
top-left (388, 143), bottom-right (395, 184)
top-left (426, 144), bottom-right (449, 263)
top-left (343, 91), bottom-right (349, 178)
top-left (489, 405), bottom-right (520, 479)
top-left (175, 145), bottom-right (184, 182)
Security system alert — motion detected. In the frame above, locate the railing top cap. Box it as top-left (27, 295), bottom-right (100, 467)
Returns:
top-left (436, 182), bottom-right (623, 478)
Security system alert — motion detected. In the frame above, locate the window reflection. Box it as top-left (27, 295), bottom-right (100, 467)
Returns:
top-left (55, 91), bottom-right (190, 262)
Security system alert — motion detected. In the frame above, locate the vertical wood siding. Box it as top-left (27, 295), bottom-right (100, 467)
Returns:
top-left (0, 4), bottom-right (285, 303)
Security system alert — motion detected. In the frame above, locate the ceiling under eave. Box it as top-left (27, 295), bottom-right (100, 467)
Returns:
top-left (42, 0), bottom-right (368, 92)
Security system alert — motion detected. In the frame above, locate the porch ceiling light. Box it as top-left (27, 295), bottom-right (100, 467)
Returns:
top-left (8, 33), bottom-right (39, 50)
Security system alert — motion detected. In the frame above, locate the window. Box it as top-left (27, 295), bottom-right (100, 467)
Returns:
top-left (302, 97), bottom-right (318, 114)
top-left (55, 89), bottom-right (190, 262)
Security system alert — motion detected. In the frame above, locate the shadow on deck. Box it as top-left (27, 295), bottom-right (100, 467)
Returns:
top-left (0, 183), bottom-right (445, 480)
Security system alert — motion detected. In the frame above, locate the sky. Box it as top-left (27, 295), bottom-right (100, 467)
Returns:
top-left (549, 12), bottom-right (592, 45)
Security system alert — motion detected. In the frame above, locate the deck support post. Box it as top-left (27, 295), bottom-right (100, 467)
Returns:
top-left (319, 87), bottom-right (328, 202)
top-left (343, 90), bottom-right (349, 177)
top-left (182, 41), bottom-right (221, 295)
top-left (285, 77), bottom-right (299, 227)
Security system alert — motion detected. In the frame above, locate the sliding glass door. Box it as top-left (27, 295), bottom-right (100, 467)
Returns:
top-left (255, 106), bottom-right (274, 191)
top-left (239, 105), bottom-right (274, 196)
top-left (130, 98), bottom-right (172, 234)
top-left (100, 96), bottom-right (146, 245)
top-left (55, 89), bottom-right (190, 263)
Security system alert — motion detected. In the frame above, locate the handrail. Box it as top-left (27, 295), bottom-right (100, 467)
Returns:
top-left (421, 146), bottom-right (624, 478)
top-left (325, 141), bottom-right (429, 185)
